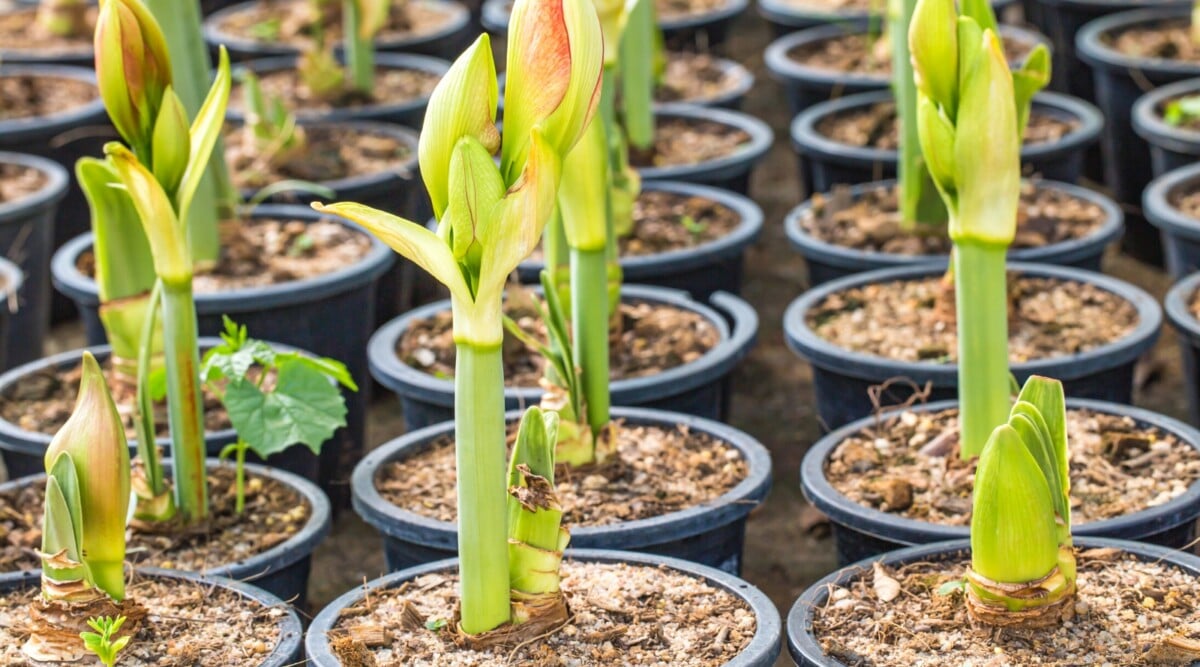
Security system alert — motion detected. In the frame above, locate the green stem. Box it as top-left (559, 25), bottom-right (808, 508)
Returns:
top-left (892, 0), bottom-right (945, 230)
top-left (955, 240), bottom-right (1011, 459)
top-left (570, 248), bottom-right (610, 438)
top-left (599, 67), bottom-right (626, 311)
top-left (135, 280), bottom-right (165, 496)
top-left (235, 441), bottom-right (246, 514)
top-left (618, 0), bottom-right (655, 152)
top-left (161, 279), bottom-right (208, 521)
top-left (344, 0), bottom-right (374, 94)
top-left (455, 339), bottom-right (510, 635)
top-left (545, 210), bottom-right (571, 309)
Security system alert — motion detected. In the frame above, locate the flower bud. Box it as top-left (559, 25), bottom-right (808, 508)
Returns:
top-left (94, 0), bottom-right (173, 153)
top-left (909, 0), bottom-right (958, 112)
top-left (150, 87), bottom-right (191, 196)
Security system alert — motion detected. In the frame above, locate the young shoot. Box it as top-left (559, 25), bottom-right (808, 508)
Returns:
top-left (201, 317), bottom-right (355, 513)
top-left (1164, 95), bottom-right (1200, 127)
top-left (81, 616), bottom-right (132, 667)
top-left (297, 0), bottom-right (390, 102)
top-left (311, 0), bottom-right (602, 638)
top-left (967, 375), bottom-right (1076, 628)
top-left (238, 69), bottom-right (310, 172)
top-left (36, 0), bottom-right (90, 38)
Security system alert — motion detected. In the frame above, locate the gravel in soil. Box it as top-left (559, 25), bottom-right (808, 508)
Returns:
top-left (630, 117), bottom-right (754, 168)
top-left (0, 465), bottom-right (309, 573)
top-left (0, 7), bottom-right (94, 56)
top-left (787, 32), bottom-right (1033, 76)
top-left (376, 419), bottom-right (748, 526)
top-left (227, 65), bottom-right (440, 116)
top-left (658, 52), bottom-right (749, 104)
top-left (328, 560), bottom-right (756, 666)
top-left (825, 407), bottom-right (1200, 524)
top-left (799, 181), bottom-right (1106, 254)
top-left (398, 295), bottom-right (721, 386)
top-left (624, 189), bottom-right (742, 255)
top-left (809, 274), bottom-right (1140, 363)
top-left (816, 101), bottom-right (1078, 151)
top-left (0, 73), bottom-right (97, 121)
top-left (214, 0), bottom-right (457, 49)
top-left (0, 573), bottom-right (288, 666)
top-left (0, 161), bottom-right (48, 205)
top-left (1109, 19), bottom-right (1200, 63)
top-left (225, 123), bottom-right (414, 190)
top-left (812, 548), bottom-right (1200, 666)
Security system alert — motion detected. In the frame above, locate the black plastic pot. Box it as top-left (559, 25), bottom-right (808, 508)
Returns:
top-left (204, 0), bottom-right (472, 62)
top-left (480, 0), bottom-right (749, 51)
top-left (765, 22), bottom-right (1048, 119)
top-left (786, 179), bottom-right (1124, 286)
top-left (803, 399), bottom-right (1200, 565)
top-left (783, 261), bottom-right (1163, 430)
top-left (307, 549), bottom-right (781, 666)
top-left (0, 259), bottom-right (20, 373)
top-left (0, 460), bottom-right (330, 606)
top-left (640, 104), bottom-right (773, 196)
top-left (0, 65), bottom-right (108, 322)
top-left (1165, 271), bottom-right (1200, 427)
top-left (1144, 161), bottom-right (1200, 280)
top-left (353, 407), bottom-right (771, 574)
top-left (0, 152), bottom-right (67, 369)
top-left (790, 89), bottom-right (1103, 194)
top-left (786, 537), bottom-right (1200, 666)
top-left (370, 285), bottom-right (758, 430)
top-left (514, 181), bottom-right (763, 299)
top-left (227, 53), bottom-right (450, 128)
top-left (1077, 7), bottom-right (1200, 265)
top-left (0, 566), bottom-right (304, 665)
top-left (757, 0), bottom-right (1013, 37)
top-left (51, 205), bottom-right (394, 500)
top-left (1133, 77), bottom-right (1200, 181)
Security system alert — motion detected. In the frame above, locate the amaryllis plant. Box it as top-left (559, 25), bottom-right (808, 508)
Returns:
top-left (313, 0), bottom-right (602, 638)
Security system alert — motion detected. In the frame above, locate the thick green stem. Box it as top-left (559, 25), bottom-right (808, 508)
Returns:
top-left (344, 0), bottom-right (374, 94)
top-left (954, 241), bottom-right (1011, 459)
top-left (619, 0), bottom-right (655, 152)
top-left (544, 211), bottom-right (571, 309)
top-left (143, 0), bottom-right (235, 265)
top-left (892, 0), bottom-right (945, 230)
top-left (235, 441), bottom-right (246, 514)
top-left (161, 280), bottom-right (208, 521)
top-left (135, 280), bottom-right (165, 497)
top-left (455, 340), bottom-right (510, 635)
top-left (599, 67), bottom-right (626, 311)
top-left (570, 248), bottom-right (611, 438)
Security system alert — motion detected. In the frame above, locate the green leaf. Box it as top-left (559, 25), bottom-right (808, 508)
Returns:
top-left (223, 359), bottom-right (347, 458)
top-left (278, 352), bottom-right (357, 391)
top-left (176, 47), bottom-right (233, 228)
top-left (151, 87), bottom-right (191, 197)
top-left (76, 157), bottom-right (155, 303)
top-left (937, 579), bottom-right (966, 596)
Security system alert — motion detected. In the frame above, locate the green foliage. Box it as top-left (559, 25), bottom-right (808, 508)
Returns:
top-left (1164, 95), bottom-right (1200, 127)
top-left (80, 616), bottom-right (131, 667)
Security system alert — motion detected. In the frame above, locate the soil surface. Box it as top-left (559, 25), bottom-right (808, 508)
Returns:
top-left (378, 420), bottom-right (748, 525)
top-left (809, 274), bottom-right (1141, 363)
top-left (825, 407), bottom-right (1200, 524)
top-left (328, 560), bottom-right (756, 666)
top-left (1169, 186), bottom-right (1200, 224)
top-left (631, 117), bottom-right (754, 168)
top-left (658, 0), bottom-right (729, 19)
top-left (214, 0), bottom-right (458, 49)
top-left (1109, 19), bottom-right (1200, 63)
top-left (787, 32), bottom-right (1033, 76)
top-left (816, 101), bottom-right (1078, 151)
top-left (625, 189), bottom-right (743, 255)
top-left (0, 7), bottom-right (95, 56)
top-left (799, 181), bottom-right (1107, 254)
top-left (811, 548), bottom-right (1200, 666)
top-left (226, 124), bottom-right (415, 190)
top-left (227, 65), bottom-right (441, 116)
top-left (398, 296), bottom-right (721, 386)
top-left (0, 73), bottom-right (97, 121)
top-left (0, 574), bottom-right (288, 665)
top-left (0, 161), bottom-right (48, 205)
top-left (0, 465), bottom-right (309, 574)
top-left (658, 52), bottom-right (749, 104)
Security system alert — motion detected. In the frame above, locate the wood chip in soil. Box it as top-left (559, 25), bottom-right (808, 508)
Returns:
top-left (799, 181), bottom-right (1106, 254)
top-left (0, 356), bottom-right (230, 442)
top-left (226, 124), bottom-right (414, 190)
top-left (227, 65), bottom-right (440, 116)
top-left (788, 32), bottom-right (1033, 76)
top-left (328, 560), bottom-right (756, 666)
top-left (377, 420), bottom-right (747, 526)
top-left (214, 0), bottom-right (456, 50)
top-left (657, 52), bottom-right (747, 104)
top-left (0, 161), bottom-right (48, 205)
top-left (808, 274), bottom-right (1140, 363)
top-left (0, 574), bottom-right (288, 666)
top-left (623, 189), bottom-right (741, 254)
top-left (825, 407), bottom-right (1200, 525)
top-left (0, 73), bottom-right (97, 121)
top-left (813, 549), bottom-right (1200, 667)
top-left (0, 465), bottom-right (310, 574)
top-left (630, 117), bottom-right (753, 169)
top-left (397, 296), bottom-right (720, 386)
top-left (1108, 19), bottom-right (1200, 63)
top-left (0, 7), bottom-right (94, 56)
top-left (816, 101), bottom-right (1078, 151)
